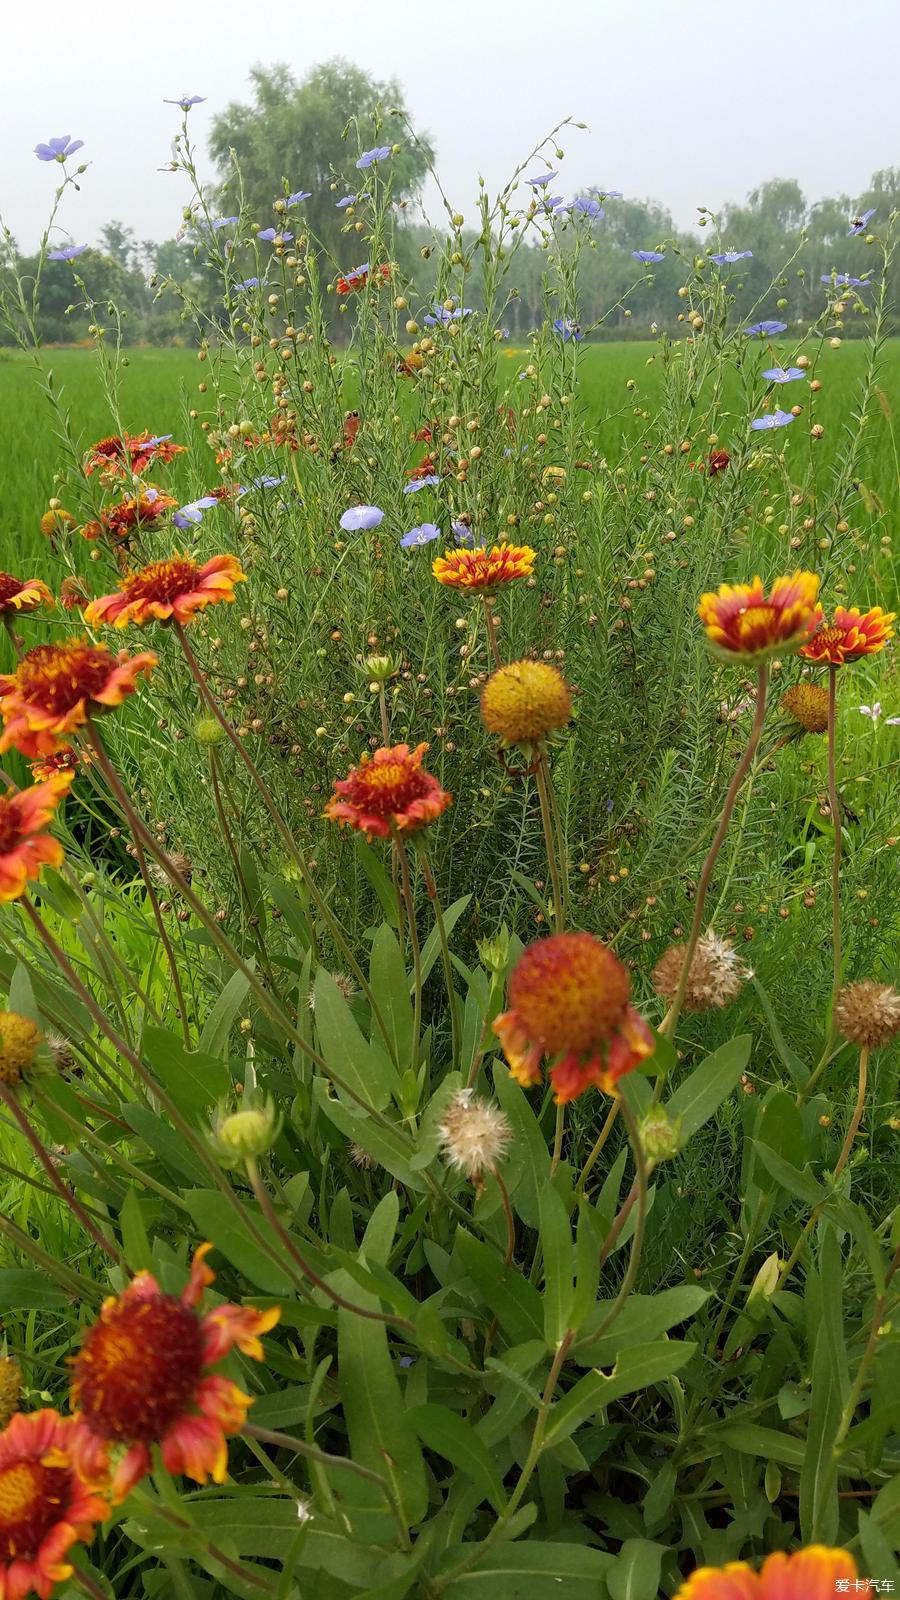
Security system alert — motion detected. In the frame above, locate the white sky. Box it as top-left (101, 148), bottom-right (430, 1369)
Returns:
top-left (3, 0), bottom-right (897, 251)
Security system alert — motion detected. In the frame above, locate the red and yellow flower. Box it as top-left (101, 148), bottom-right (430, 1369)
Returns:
top-left (494, 932), bottom-right (655, 1103)
top-left (0, 1408), bottom-right (108, 1599)
top-left (71, 1243), bottom-right (279, 1502)
top-left (673, 1545), bottom-right (866, 1599)
top-left (59, 577), bottom-right (91, 613)
top-left (800, 604), bottom-right (895, 665)
top-left (336, 262), bottom-right (391, 295)
top-left (697, 571), bottom-right (822, 661)
top-left (0, 776), bottom-right (69, 901)
top-left (0, 640), bottom-right (156, 757)
top-left (0, 574), bottom-right (53, 618)
top-left (39, 507), bottom-right (75, 540)
top-left (83, 431), bottom-right (185, 479)
top-left (432, 543), bottom-right (535, 591)
top-left (325, 742), bottom-right (451, 840)
top-left (81, 489), bottom-right (178, 542)
top-left (30, 747), bottom-right (80, 785)
top-left (85, 554), bottom-right (246, 629)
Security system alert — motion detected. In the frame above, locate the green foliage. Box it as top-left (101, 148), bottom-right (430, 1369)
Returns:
top-left (0, 98), bottom-right (898, 1600)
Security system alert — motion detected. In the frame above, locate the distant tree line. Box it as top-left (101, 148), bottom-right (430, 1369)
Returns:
top-left (2, 59), bottom-right (896, 346)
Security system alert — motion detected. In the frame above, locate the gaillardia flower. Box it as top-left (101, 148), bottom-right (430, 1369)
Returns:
top-left (781, 682), bottom-right (830, 733)
top-left (0, 640), bottom-right (156, 757)
top-left (697, 572), bottom-right (822, 661)
top-left (432, 543), bottom-right (535, 591)
top-left (39, 507), bottom-right (75, 540)
top-left (0, 1011), bottom-right (44, 1085)
top-left (0, 1409), bottom-right (108, 1598)
top-left (438, 1090), bottom-right (512, 1181)
top-left (0, 574), bottom-right (53, 617)
top-left (325, 743), bottom-right (451, 840)
top-left (673, 1545), bottom-right (864, 1599)
top-left (0, 776), bottom-right (69, 900)
top-left (494, 932), bottom-right (654, 1103)
top-left (81, 489), bottom-right (178, 542)
top-left (71, 1244), bottom-right (279, 1501)
top-left (800, 605), bottom-right (895, 665)
top-left (481, 660), bottom-right (572, 753)
top-left (652, 931), bottom-right (748, 1014)
top-left (85, 554), bottom-right (246, 629)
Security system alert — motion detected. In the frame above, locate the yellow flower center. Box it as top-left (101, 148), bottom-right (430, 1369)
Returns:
top-left (0, 1012), bottom-right (43, 1084)
top-left (481, 660), bottom-right (572, 745)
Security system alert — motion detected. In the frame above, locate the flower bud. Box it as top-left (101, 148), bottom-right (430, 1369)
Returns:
top-left (194, 716), bottom-right (226, 745)
top-left (210, 1099), bottom-right (280, 1167)
top-left (639, 1107), bottom-right (682, 1163)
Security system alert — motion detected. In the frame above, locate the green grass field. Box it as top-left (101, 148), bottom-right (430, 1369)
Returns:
top-left (3, 338), bottom-right (897, 567)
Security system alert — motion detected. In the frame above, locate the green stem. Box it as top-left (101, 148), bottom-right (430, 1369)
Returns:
top-left (534, 756), bottom-right (565, 931)
top-left (660, 663), bottom-right (769, 1046)
top-left (777, 1046), bottom-right (869, 1293)
top-left (482, 597), bottom-right (502, 668)
top-left (826, 662), bottom-right (843, 1018)
top-left (574, 1100), bottom-right (620, 1196)
top-left (416, 840), bottom-right (461, 1067)
top-left (0, 1081), bottom-right (121, 1262)
top-left (393, 833), bottom-right (421, 1069)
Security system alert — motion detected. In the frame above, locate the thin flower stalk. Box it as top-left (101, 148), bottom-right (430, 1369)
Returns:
top-left (534, 756), bottom-right (566, 931)
top-left (393, 830), bottom-right (422, 1069)
top-left (416, 839), bottom-right (461, 1067)
top-left (0, 1080), bottom-right (122, 1262)
top-left (659, 664), bottom-right (769, 1046)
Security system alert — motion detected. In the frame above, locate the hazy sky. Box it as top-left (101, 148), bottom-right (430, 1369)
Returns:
top-left (3, 0), bottom-right (897, 252)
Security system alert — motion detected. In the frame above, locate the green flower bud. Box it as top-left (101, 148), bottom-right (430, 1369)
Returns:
top-left (478, 926), bottom-right (511, 978)
top-left (194, 716), bottom-right (225, 746)
top-left (210, 1099), bottom-right (280, 1167)
top-left (638, 1107), bottom-right (682, 1163)
top-left (363, 653), bottom-right (400, 684)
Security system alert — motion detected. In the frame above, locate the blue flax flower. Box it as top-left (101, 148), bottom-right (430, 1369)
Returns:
top-left (403, 476), bottom-right (441, 493)
top-left (632, 250), bottom-right (665, 263)
top-left (525, 170), bottom-right (559, 187)
top-left (821, 272), bottom-right (867, 287)
top-left (35, 135), bottom-right (84, 163)
top-left (356, 145), bottom-right (392, 169)
top-left (173, 495), bottom-right (219, 529)
top-left (286, 191), bottom-right (311, 205)
top-left (848, 209), bottom-right (875, 235)
top-left (258, 228), bottom-right (293, 244)
top-left (247, 474), bottom-right (286, 491)
top-left (762, 367), bottom-right (806, 383)
top-left (400, 523), bottom-right (441, 548)
top-left (212, 217), bottom-right (239, 231)
top-left (553, 318), bottom-right (583, 342)
top-left (423, 303), bottom-right (474, 325)
top-left (336, 194), bottom-right (357, 208)
top-left (47, 244), bottom-right (88, 261)
top-left (340, 505), bottom-right (384, 531)
top-left (710, 250), bottom-right (753, 265)
top-left (165, 95), bottom-right (205, 110)
top-left (238, 277), bottom-right (260, 290)
top-left (569, 197), bottom-right (604, 218)
top-left (744, 321), bottom-right (787, 336)
top-left (751, 410), bottom-right (795, 430)
top-left (452, 521), bottom-right (475, 546)
top-left (592, 186), bottom-right (623, 198)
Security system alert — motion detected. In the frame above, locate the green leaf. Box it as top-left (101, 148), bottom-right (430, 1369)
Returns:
top-left (370, 926), bottom-right (413, 1070)
top-left (118, 1189), bottom-right (153, 1273)
top-left (545, 1341), bottom-right (696, 1447)
top-left (571, 1200), bottom-right (604, 1332)
top-left (665, 1035), bottom-right (751, 1141)
top-left (313, 968), bottom-right (396, 1110)
top-left (859, 1508), bottom-right (900, 1582)
top-left (122, 1101), bottom-right (207, 1184)
top-left (607, 1539), bottom-right (664, 1600)
top-left (455, 1229), bottom-right (543, 1345)
top-left (0, 1268), bottom-right (68, 1309)
top-left (540, 1179), bottom-right (574, 1345)
top-left (408, 1403), bottom-right (506, 1513)
top-left (753, 1143), bottom-right (828, 1207)
top-left (141, 1026), bottom-right (231, 1116)
top-left (361, 1190), bottom-right (399, 1266)
top-left (439, 1538), bottom-right (612, 1598)
top-left (198, 970), bottom-right (252, 1059)
top-left (492, 1063), bottom-right (548, 1227)
top-left (335, 1268), bottom-right (427, 1527)
top-left (574, 1287), bottom-right (708, 1367)
top-left (712, 1422), bottom-right (806, 1468)
top-left (7, 963), bottom-right (38, 1023)
top-left (751, 976), bottom-right (807, 1085)
top-left (314, 1080), bottom-right (425, 1191)
top-left (414, 893), bottom-right (471, 991)
top-left (800, 1228), bottom-right (846, 1544)
top-left (643, 1462), bottom-right (676, 1528)
top-left (355, 835), bottom-right (401, 929)
top-left (183, 1190), bottom-right (293, 1294)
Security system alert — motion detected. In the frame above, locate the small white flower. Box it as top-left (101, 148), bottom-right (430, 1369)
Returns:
top-left (859, 702), bottom-right (882, 723)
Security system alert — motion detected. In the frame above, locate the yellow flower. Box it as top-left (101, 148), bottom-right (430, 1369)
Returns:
top-left (0, 1012), bottom-right (43, 1085)
top-left (480, 660), bottom-right (572, 750)
top-left (780, 682), bottom-right (829, 733)
top-left (432, 543), bottom-right (535, 591)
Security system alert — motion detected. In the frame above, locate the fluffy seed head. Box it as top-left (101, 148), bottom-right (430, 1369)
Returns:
top-left (652, 931), bottom-right (749, 1013)
top-left (438, 1089), bottom-right (512, 1179)
top-left (834, 981), bottom-right (900, 1049)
